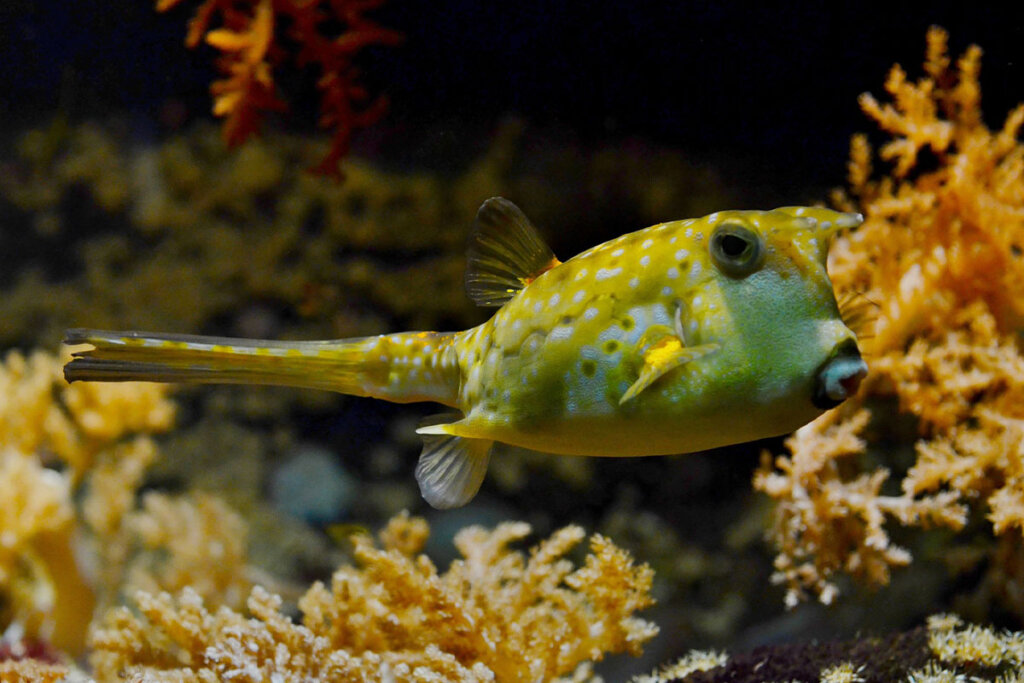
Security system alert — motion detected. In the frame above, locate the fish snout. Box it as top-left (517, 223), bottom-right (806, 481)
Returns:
top-left (812, 339), bottom-right (867, 410)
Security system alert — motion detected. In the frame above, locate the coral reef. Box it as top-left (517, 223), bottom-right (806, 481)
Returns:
top-left (755, 27), bottom-right (1024, 613)
top-left (156, 0), bottom-right (402, 178)
top-left (89, 512), bottom-right (658, 682)
top-left (0, 349), bottom-right (176, 653)
top-left (631, 613), bottom-right (1024, 682)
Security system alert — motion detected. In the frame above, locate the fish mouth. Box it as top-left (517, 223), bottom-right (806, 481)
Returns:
top-left (812, 339), bottom-right (867, 410)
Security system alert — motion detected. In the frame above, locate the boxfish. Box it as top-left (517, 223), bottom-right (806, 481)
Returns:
top-left (65, 198), bottom-right (868, 508)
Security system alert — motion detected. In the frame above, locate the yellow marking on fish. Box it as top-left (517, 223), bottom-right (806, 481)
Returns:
top-left (64, 198), bottom-right (868, 509)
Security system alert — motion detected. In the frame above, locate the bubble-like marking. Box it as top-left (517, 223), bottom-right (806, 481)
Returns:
top-left (549, 293), bottom-right (561, 306)
top-left (685, 228), bottom-right (693, 238)
top-left (662, 286), bottom-right (673, 297)
top-left (669, 235), bottom-right (677, 245)
top-left (794, 207), bottom-right (807, 216)
top-left (575, 268), bottom-right (589, 280)
top-left (674, 248), bottom-right (689, 261)
top-left (502, 389), bottom-right (512, 402)
top-left (692, 294), bottom-right (703, 309)
top-left (573, 290), bottom-right (587, 304)
top-left (666, 267), bottom-right (679, 279)
top-left (628, 276), bottom-right (640, 289)
top-left (596, 267), bottom-right (623, 281)
top-left (512, 319), bottom-right (523, 331)
top-left (583, 307), bottom-right (600, 321)
top-left (639, 255), bottom-right (651, 267)
top-left (641, 238), bottom-right (654, 250)
top-left (533, 300), bottom-right (543, 313)
top-left (690, 261), bottom-right (703, 277)
top-left (707, 212), bottom-right (719, 224)
top-left (612, 247), bottom-right (625, 257)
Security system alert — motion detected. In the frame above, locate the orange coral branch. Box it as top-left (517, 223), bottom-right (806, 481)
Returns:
top-left (758, 26), bottom-right (1024, 610)
top-left (157, 0), bottom-right (401, 178)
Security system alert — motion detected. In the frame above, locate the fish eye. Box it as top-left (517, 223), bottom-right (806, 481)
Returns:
top-left (710, 223), bottom-right (764, 278)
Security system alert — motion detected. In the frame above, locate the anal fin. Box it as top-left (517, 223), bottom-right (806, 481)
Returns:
top-left (414, 414), bottom-right (493, 509)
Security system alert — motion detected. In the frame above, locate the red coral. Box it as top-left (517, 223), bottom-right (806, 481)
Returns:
top-left (158, 0), bottom-right (401, 178)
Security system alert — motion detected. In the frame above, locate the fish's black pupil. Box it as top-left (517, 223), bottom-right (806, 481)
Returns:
top-left (720, 234), bottom-right (748, 258)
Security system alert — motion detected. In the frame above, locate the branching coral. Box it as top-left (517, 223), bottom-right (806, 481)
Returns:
top-left (89, 512), bottom-right (658, 682)
top-left (157, 0), bottom-right (402, 178)
top-left (756, 27), bottom-right (1024, 610)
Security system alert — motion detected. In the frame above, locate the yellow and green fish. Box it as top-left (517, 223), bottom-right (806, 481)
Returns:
top-left (65, 198), bottom-right (868, 508)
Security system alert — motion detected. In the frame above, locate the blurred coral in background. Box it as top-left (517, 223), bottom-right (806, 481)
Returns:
top-left (157, 0), bottom-right (402, 177)
top-left (756, 27), bottom-right (1024, 615)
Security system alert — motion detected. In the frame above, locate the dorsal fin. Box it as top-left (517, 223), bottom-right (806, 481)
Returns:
top-left (465, 197), bottom-right (561, 307)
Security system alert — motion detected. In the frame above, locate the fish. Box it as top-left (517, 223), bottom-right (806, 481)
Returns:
top-left (64, 197), bottom-right (868, 509)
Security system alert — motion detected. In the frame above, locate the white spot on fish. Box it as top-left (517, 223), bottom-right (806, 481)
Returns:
top-left (641, 238), bottom-right (653, 249)
top-left (639, 255), bottom-right (651, 267)
top-left (707, 212), bottom-right (719, 223)
top-left (685, 228), bottom-right (693, 238)
top-left (690, 261), bottom-right (702, 277)
top-left (674, 248), bottom-right (689, 261)
top-left (584, 307), bottom-right (599, 321)
top-left (573, 290), bottom-right (587, 304)
top-left (549, 293), bottom-right (561, 306)
top-left (612, 247), bottom-right (625, 257)
top-left (666, 267), bottom-right (679, 279)
top-left (533, 300), bottom-right (543, 313)
top-left (512, 319), bottom-right (523, 331)
top-left (662, 286), bottom-right (673, 296)
top-left (692, 295), bottom-right (703, 309)
top-left (596, 267), bottom-right (623, 281)
top-left (629, 276), bottom-right (639, 289)
top-left (575, 268), bottom-right (589, 280)
top-left (549, 326), bottom-right (573, 342)
top-left (794, 207), bottom-right (807, 216)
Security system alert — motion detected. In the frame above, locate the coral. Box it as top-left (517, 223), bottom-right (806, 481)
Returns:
top-left (157, 0), bottom-right (401, 178)
top-left (89, 512), bottom-right (658, 682)
top-left (756, 27), bottom-right (1024, 610)
top-left (124, 492), bottom-right (251, 610)
top-left (0, 660), bottom-right (70, 683)
top-left (630, 650), bottom-right (728, 683)
top-left (634, 613), bottom-right (1024, 682)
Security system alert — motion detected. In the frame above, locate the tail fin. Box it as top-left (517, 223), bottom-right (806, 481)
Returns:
top-left (64, 328), bottom-right (460, 405)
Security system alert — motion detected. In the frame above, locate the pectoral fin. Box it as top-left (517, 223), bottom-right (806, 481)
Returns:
top-left (620, 336), bottom-right (719, 405)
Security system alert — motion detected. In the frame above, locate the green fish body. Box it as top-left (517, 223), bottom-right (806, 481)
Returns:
top-left (65, 198), bottom-right (867, 508)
